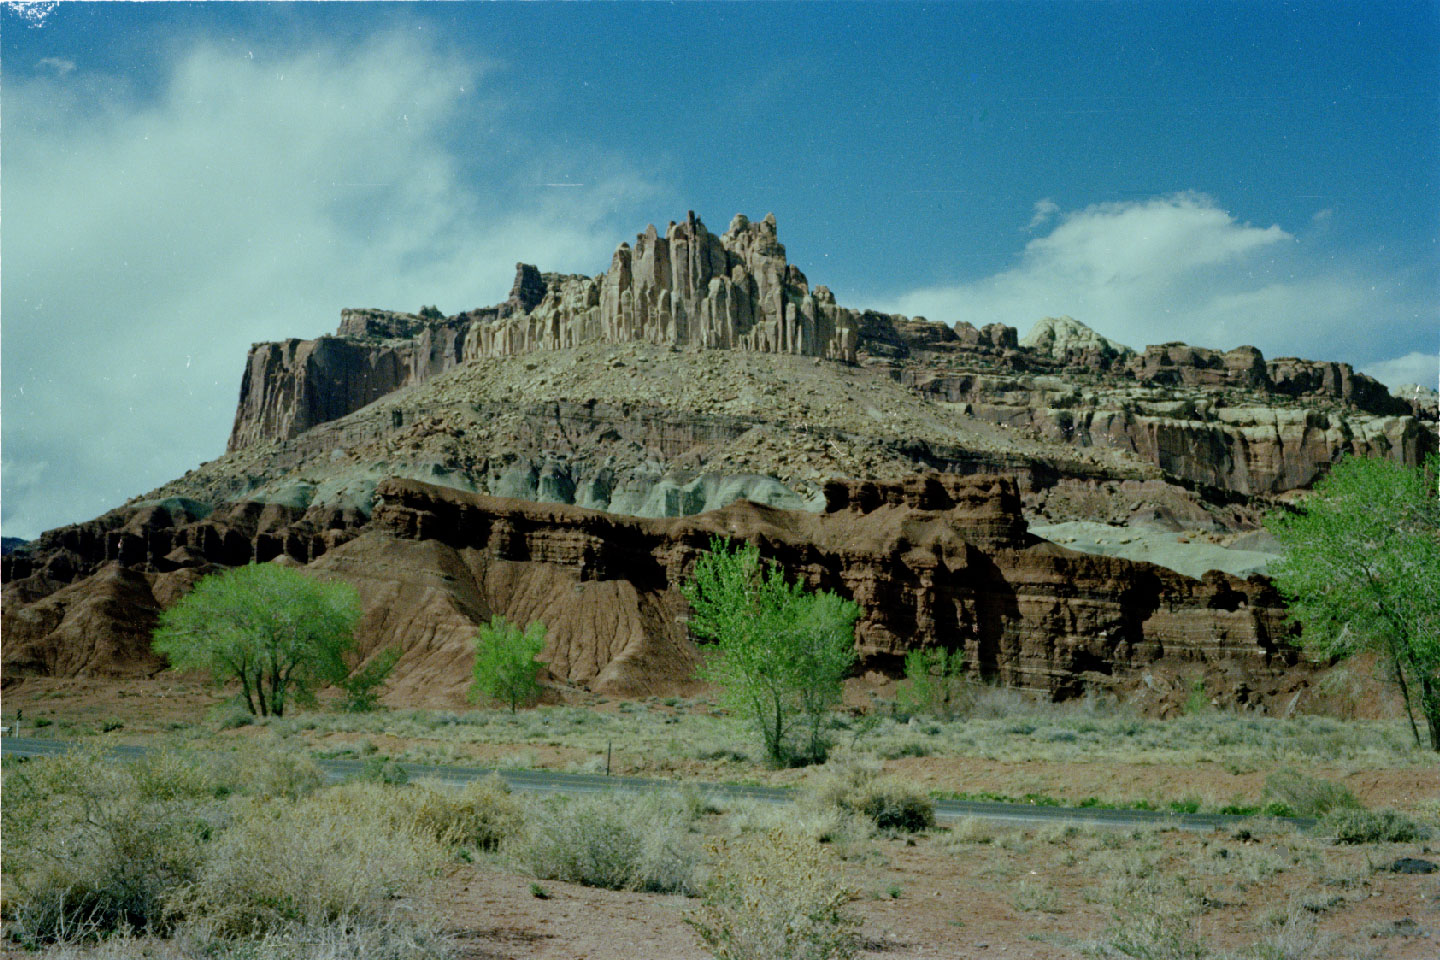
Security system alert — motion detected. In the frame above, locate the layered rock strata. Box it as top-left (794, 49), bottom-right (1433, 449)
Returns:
top-left (228, 212), bottom-right (889, 450)
top-left (3, 475), bottom-right (1302, 711)
top-left (221, 213), bottom-right (1430, 526)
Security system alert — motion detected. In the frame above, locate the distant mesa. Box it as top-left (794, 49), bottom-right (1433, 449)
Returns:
top-left (225, 210), bottom-right (1420, 454)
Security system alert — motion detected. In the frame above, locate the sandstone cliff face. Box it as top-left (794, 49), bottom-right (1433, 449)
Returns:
top-left (228, 320), bottom-right (473, 449)
top-left (2, 475), bottom-right (1302, 710)
top-left (464, 213), bottom-right (865, 363)
top-left (227, 212), bottom-right (901, 451)
top-left (221, 213), bottom-right (1429, 520)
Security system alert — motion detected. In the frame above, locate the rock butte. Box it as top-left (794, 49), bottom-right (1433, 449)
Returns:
top-left (4, 212), bottom-right (1435, 712)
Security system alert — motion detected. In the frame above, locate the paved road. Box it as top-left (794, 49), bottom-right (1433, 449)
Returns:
top-left (1, 736), bottom-right (1311, 832)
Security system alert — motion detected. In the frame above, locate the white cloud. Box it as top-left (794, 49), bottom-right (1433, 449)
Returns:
top-left (35, 55), bottom-right (74, 75)
top-left (886, 193), bottom-right (1432, 370)
top-left (1361, 351), bottom-right (1439, 392)
top-left (2, 33), bottom-right (662, 539)
top-left (1027, 198), bottom-right (1059, 231)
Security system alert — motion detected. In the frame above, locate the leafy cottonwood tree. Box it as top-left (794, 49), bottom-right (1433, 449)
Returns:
top-left (152, 563), bottom-right (361, 717)
top-left (1267, 454), bottom-right (1440, 750)
top-left (470, 616), bottom-right (548, 713)
top-left (683, 537), bottom-right (859, 767)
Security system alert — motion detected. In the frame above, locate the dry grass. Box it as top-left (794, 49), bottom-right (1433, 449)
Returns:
top-left (688, 829), bottom-right (860, 960)
top-left (798, 760), bottom-right (935, 834)
top-left (2, 744), bottom-right (452, 955)
top-left (505, 790), bottom-right (704, 894)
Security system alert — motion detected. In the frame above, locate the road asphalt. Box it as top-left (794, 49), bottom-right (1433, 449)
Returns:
top-left (1, 736), bottom-right (1313, 832)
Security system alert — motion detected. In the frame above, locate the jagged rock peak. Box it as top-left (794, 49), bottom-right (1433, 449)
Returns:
top-left (1021, 316), bottom-right (1133, 359)
top-left (462, 210), bottom-right (857, 365)
top-left (508, 263), bottom-right (547, 313)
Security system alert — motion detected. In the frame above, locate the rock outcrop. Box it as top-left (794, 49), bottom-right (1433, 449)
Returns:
top-left (219, 215), bottom-right (1430, 528)
top-left (2, 476), bottom-right (1303, 709)
top-left (228, 316), bottom-right (473, 449)
top-left (1020, 315), bottom-right (1132, 366)
top-left (227, 212), bottom-right (909, 450)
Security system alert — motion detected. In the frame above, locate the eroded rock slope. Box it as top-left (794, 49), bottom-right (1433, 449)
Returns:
top-left (2, 476), bottom-right (1304, 712)
top-left (209, 212), bottom-right (1430, 542)
top-left (5, 211), bottom-right (1433, 709)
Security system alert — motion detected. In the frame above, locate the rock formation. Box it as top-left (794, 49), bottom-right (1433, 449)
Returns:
top-left (1020, 315), bottom-right (1132, 366)
top-left (227, 212), bottom-right (893, 450)
top-left (6, 211), bottom-right (1433, 713)
top-left (2, 475), bottom-right (1303, 710)
top-left (218, 214), bottom-right (1430, 528)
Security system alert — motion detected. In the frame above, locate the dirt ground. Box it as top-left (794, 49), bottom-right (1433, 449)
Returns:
top-left (5, 677), bottom-right (1435, 813)
top-left (3, 676), bottom-right (1438, 959)
top-left (437, 827), bottom-right (1437, 959)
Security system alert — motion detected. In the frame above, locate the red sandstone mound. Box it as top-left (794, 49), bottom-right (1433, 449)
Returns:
top-left (2, 474), bottom-right (1307, 712)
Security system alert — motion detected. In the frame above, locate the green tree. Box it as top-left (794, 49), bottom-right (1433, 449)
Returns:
top-left (1266, 454), bottom-right (1440, 750)
top-left (152, 563), bottom-right (361, 717)
top-left (470, 616), bottom-right (548, 713)
top-left (683, 537), bottom-right (859, 767)
top-left (896, 647), bottom-right (969, 720)
top-left (417, 304), bottom-right (444, 322)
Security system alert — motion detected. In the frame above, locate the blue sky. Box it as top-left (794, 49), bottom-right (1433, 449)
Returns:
top-left (3, 1), bottom-right (1437, 538)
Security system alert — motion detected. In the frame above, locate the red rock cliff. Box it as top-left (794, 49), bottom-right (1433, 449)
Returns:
top-left (3, 475), bottom-right (1302, 710)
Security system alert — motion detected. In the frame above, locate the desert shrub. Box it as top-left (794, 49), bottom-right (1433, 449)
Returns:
top-left (966, 684), bottom-right (1033, 719)
top-left (351, 756), bottom-right (410, 785)
top-left (1263, 769), bottom-right (1361, 818)
top-left (235, 745), bottom-right (326, 800)
top-left (874, 736), bottom-right (933, 760)
top-left (128, 746), bottom-right (233, 802)
top-left (172, 787), bottom-right (446, 938)
top-left (1088, 909), bottom-right (1208, 960)
top-left (1240, 903), bottom-right (1341, 960)
top-left (688, 829), bottom-right (860, 960)
top-left (940, 816), bottom-right (999, 847)
top-left (1, 746), bottom-right (215, 945)
top-left (804, 761), bottom-right (935, 834)
top-left (400, 776), bottom-right (523, 851)
top-left (337, 646), bottom-right (401, 713)
top-left (210, 700), bottom-right (257, 730)
top-left (125, 740), bottom-right (323, 803)
top-left (508, 790), bottom-right (700, 893)
top-left (1318, 808), bottom-right (1432, 844)
top-left (895, 648), bottom-right (970, 720)
top-left (27, 915), bottom-right (454, 960)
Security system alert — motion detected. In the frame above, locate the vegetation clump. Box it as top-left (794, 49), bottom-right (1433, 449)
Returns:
top-left (1319, 808), bottom-right (1433, 845)
top-left (172, 786), bottom-right (448, 939)
top-left (336, 646), bottom-right (401, 713)
top-left (0, 743), bottom-right (333, 947)
top-left (1262, 769), bottom-right (1361, 818)
top-left (508, 791), bottom-right (701, 894)
top-left (895, 647), bottom-right (970, 720)
top-left (1266, 454), bottom-right (1440, 750)
top-left (804, 762), bottom-right (935, 834)
top-left (688, 829), bottom-right (860, 960)
top-left (684, 537), bottom-right (859, 768)
top-left (152, 564), bottom-right (362, 717)
top-left (470, 616), bottom-right (548, 713)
